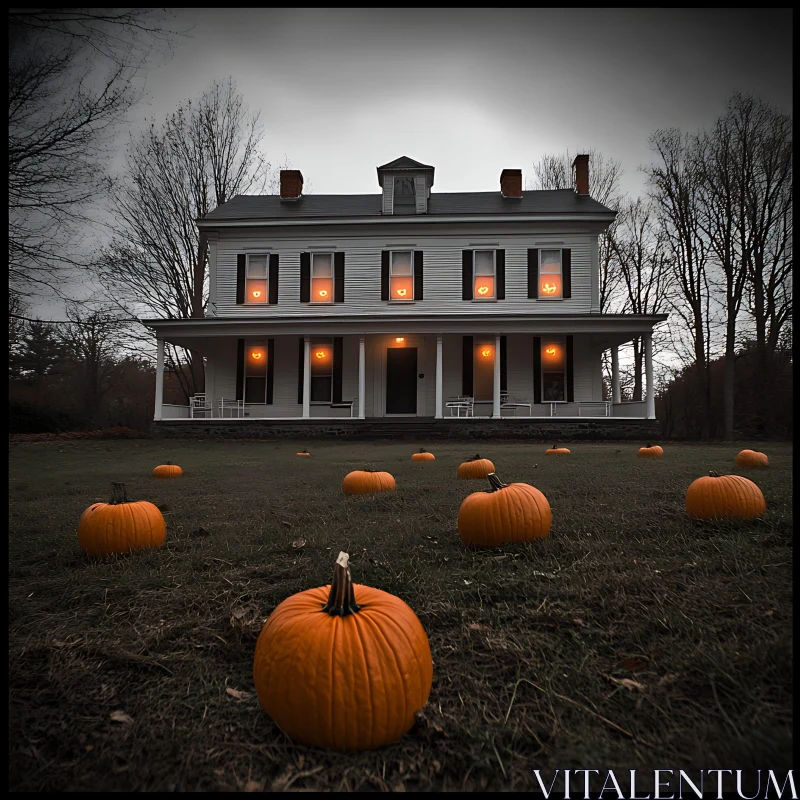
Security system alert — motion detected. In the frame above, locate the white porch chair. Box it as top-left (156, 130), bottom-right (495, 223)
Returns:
top-left (445, 396), bottom-right (474, 417)
top-left (500, 394), bottom-right (532, 416)
top-left (190, 393), bottom-right (212, 418)
top-left (330, 400), bottom-right (356, 417)
top-left (218, 398), bottom-right (240, 418)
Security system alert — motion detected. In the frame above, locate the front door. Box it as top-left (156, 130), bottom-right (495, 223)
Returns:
top-left (386, 347), bottom-right (417, 414)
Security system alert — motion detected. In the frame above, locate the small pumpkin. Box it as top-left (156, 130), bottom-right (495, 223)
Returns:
top-left (411, 448), bottom-right (435, 462)
top-left (545, 444), bottom-right (570, 455)
top-left (735, 449), bottom-right (768, 468)
top-left (78, 482), bottom-right (166, 555)
top-left (457, 454), bottom-right (495, 480)
top-left (253, 551), bottom-right (433, 751)
top-left (637, 443), bottom-right (664, 459)
top-left (342, 470), bottom-right (396, 495)
top-left (297, 450), bottom-right (311, 457)
top-left (458, 473), bottom-right (552, 547)
top-left (685, 471), bottom-right (766, 520)
top-left (152, 460), bottom-right (183, 478)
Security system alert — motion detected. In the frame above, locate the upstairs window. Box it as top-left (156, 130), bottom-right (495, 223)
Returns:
top-left (390, 251), bottom-right (414, 301)
top-left (541, 339), bottom-right (566, 401)
top-left (540, 250), bottom-right (562, 299)
top-left (393, 177), bottom-right (416, 213)
top-left (311, 253), bottom-right (333, 304)
top-left (245, 254), bottom-right (268, 304)
top-left (474, 250), bottom-right (496, 300)
top-left (310, 340), bottom-right (333, 402)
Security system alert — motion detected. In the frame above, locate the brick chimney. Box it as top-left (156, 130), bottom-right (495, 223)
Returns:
top-left (280, 170), bottom-right (304, 200)
top-left (500, 169), bottom-right (522, 198)
top-left (572, 154), bottom-right (589, 195)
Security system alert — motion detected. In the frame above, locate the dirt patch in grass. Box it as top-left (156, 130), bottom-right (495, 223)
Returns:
top-left (8, 440), bottom-right (793, 791)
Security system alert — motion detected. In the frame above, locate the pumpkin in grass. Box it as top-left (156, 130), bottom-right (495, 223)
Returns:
top-left (342, 470), bottom-right (396, 495)
top-left (152, 461), bottom-right (183, 478)
top-left (458, 473), bottom-right (552, 547)
top-left (253, 551), bottom-right (433, 751)
top-left (637, 443), bottom-right (664, 459)
top-left (78, 482), bottom-right (166, 555)
top-left (297, 450), bottom-right (311, 457)
top-left (457, 454), bottom-right (495, 479)
top-left (545, 444), bottom-right (570, 455)
top-left (411, 448), bottom-right (435, 462)
top-left (685, 471), bottom-right (766, 520)
top-left (735, 449), bottom-right (768, 469)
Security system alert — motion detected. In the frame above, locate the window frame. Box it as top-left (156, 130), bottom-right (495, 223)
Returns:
top-left (538, 249), bottom-right (563, 301)
top-left (309, 252), bottom-right (334, 305)
top-left (245, 253), bottom-right (270, 305)
top-left (310, 338), bottom-right (334, 404)
top-left (389, 250), bottom-right (415, 302)
top-left (393, 176), bottom-right (416, 212)
top-left (472, 249), bottom-right (497, 301)
top-left (540, 336), bottom-right (567, 402)
top-left (244, 340), bottom-right (268, 404)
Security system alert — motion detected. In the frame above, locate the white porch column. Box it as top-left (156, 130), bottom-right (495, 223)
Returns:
top-left (611, 346), bottom-right (621, 405)
top-left (644, 332), bottom-right (655, 419)
top-left (302, 336), bottom-right (311, 418)
top-left (435, 334), bottom-right (443, 419)
top-left (358, 335), bottom-right (366, 419)
top-left (154, 338), bottom-right (164, 421)
top-left (493, 334), bottom-right (501, 418)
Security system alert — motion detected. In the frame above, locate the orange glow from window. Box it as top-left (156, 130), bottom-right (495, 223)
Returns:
top-left (252, 290), bottom-right (262, 298)
top-left (546, 347), bottom-right (556, 356)
top-left (474, 276), bottom-right (495, 298)
top-left (319, 289), bottom-right (328, 297)
top-left (247, 348), bottom-right (266, 369)
top-left (540, 274), bottom-right (562, 298)
top-left (395, 337), bottom-right (405, 343)
top-left (245, 279), bottom-right (267, 304)
top-left (542, 344), bottom-right (564, 368)
top-left (311, 277), bottom-right (333, 302)
top-left (481, 348), bottom-right (493, 358)
top-left (390, 275), bottom-right (413, 300)
top-left (315, 350), bottom-right (327, 360)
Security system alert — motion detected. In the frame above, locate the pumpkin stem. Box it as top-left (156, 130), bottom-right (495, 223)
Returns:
top-left (469, 453), bottom-right (482, 461)
top-left (322, 551), bottom-right (361, 617)
top-left (486, 473), bottom-right (508, 492)
top-left (109, 482), bottom-right (129, 505)
top-left (645, 443), bottom-right (652, 448)
top-left (166, 460), bottom-right (172, 465)
top-left (419, 448), bottom-right (426, 452)
top-left (709, 471), bottom-right (720, 478)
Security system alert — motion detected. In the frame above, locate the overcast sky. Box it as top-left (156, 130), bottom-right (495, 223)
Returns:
top-left (30, 7), bottom-right (793, 317)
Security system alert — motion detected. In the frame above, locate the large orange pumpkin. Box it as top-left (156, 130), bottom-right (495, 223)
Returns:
top-left (152, 461), bottom-right (183, 478)
top-left (78, 482), bottom-right (166, 555)
top-left (458, 473), bottom-right (552, 547)
top-left (735, 449), bottom-right (768, 468)
top-left (685, 471), bottom-right (766, 520)
top-left (342, 470), bottom-right (396, 494)
top-left (253, 551), bottom-right (433, 751)
top-left (637, 443), bottom-right (664, 459)
top-left (457, 454), bottom-right (495, 479)
top-left (545, 444), bottom-right (570, 455)
top-left (411, 448), bottom-right (435, 462)
top-left (297, 450), bottom-right (311, 457)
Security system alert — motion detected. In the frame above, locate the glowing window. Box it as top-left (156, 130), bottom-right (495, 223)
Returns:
top-left (245, 342), bottom-right (268, 403)
top-left (310, 340), bottom-right (333, 402)
top-left (542, 339), bottom-right (566, 401)
top-left (474, 250), bottom-right (495, 299)
top-left (245, 254), bottom-right (268, 304)
top-left (390, 251), bottom-right (414, 301)
top-left (311, 253), bottom-right (333, 303)
top-left (540, 250), bottom-right (562, 299)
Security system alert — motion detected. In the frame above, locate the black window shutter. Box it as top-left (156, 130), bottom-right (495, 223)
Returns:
top-left (566, 335), bottom-right (574, 401)
top-left (381, 251), bottom-right (389, 301)
top-left (528, 249), bottom-right (539, 299)
top-left (236, 255), bottom-right (246, 304)
top-left (462, 250), bottom-right (473, 300)
top-left (332, 337), bottom-right (343, 403)
top-left (500, 335), bottom-right (507, 392)
top-left (533, 336), bottom-right (542, 404)
top-left (300, 253), bottom-right (310, 302)
top-left (562, 249), bottom-right (572, 299)
top-left (268, 254), bottom-right (279, 305)
top-left (334, 252), bottom-right (345, 303)
top-left (236, 339), bottom-right (245, 401)
top-left (462, 336), bottom-right (473, 396)
top-left (297, 338), bottom-right (304, 403)
top-left (266, 338), bottom-right (274, 404)
top-left (496, 250), bottom-right (505, 300)
top-left (414, 251), bottom-right (423, 300)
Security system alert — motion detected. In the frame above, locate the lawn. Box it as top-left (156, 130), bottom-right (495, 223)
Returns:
top-left (8, 439), bottom-right (793, 792)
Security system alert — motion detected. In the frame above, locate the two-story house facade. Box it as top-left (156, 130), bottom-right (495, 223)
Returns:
top-left (145, 156), bottom-right (665, 438)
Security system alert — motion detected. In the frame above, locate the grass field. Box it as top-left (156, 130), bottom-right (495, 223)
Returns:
top-left (8, 439), bottom-right (793, 792)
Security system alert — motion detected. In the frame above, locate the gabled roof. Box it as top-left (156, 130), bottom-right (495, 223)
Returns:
top-left (377, 156), bottom-right (435, 171)
top-left (200, 189), bottom-right (616, 223)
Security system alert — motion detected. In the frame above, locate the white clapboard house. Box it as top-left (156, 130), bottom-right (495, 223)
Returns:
top-left (145, 156), bottom-right (665, 435)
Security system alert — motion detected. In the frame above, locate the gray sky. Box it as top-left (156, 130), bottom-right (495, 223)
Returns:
top-left (29, 7), bottom-right (793, 317)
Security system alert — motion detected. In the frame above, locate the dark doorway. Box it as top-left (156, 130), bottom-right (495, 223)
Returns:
top-left (386, 347), bottom-right (417, 414)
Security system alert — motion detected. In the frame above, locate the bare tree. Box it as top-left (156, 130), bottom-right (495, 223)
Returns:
top-left (95, 78), bottom-right (270, 398)
top-left (8, 9), bottom-right (178, 298)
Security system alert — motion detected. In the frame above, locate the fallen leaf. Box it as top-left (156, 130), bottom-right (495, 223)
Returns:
top-left (463, 579), bottom-right (473, 585)
top-left (244, 780), bottom-right (264, 792)
top-left (658, 673), bottom-right (678, 688)
top-left (573, 618), bottom-right (584, 626)
top-left (616, 656), bottom-right (649, 672)
top-left (280, 521), bottom-right (292, 528)
top-left (468, 622), bottom-right (488, 631)
top-left (493, 555), bottom-right (508, 561)
top-left (291, 538), bottom-right (306, 549)
top-left (226, 687), bottom-right (250, 700)
top-left (110, 710), bottom-right (134, 725)
top-left (602, 674), bottom-right (646, 692)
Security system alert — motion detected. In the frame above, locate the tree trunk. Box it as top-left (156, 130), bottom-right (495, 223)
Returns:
top-left (722, 319), bottom-right (736, 441)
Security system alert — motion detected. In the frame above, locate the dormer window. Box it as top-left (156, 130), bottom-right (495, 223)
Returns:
top-left (390, 251), bottom-right (414, 301)
top-left (377, 157), bottom-right (435, 215)
top-left (393, 177), bottom-right (416, 213)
